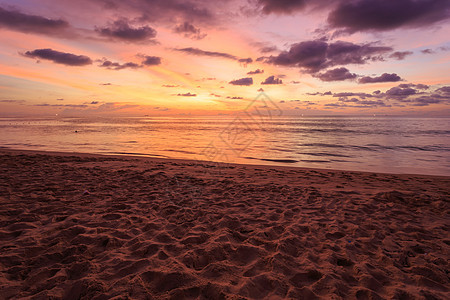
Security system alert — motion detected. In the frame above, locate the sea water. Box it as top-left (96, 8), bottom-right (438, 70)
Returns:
top-left (0, 116), bottom-right (449, 176)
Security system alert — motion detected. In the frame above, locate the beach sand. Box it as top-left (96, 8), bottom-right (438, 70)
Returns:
top-left (0, 149), bottom-right (448, 299)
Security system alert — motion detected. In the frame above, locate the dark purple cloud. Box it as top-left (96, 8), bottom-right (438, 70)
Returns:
top-left (436, 86), bottom-right (450, 94)
top-left (24, 49), bottom-right (92, 66)
top-left (261, 75), bottom-right (283, 85)
top-left (175, 47), bottom-right (253, 65)
top-left (386, 86), bottom-right (417, 99)
top-left (99, 60), bottom-right (140, 70)
top-left (177, 92), bottom-right (196, 97)
top-left (0, 7), bottom-right (69, 35)
top-left (266, 40), bottom-right (327, 71)
top-left (389, 51), bottom-right (413, 60)
top-left (398, 83), bottom-right (429, 89)
top-left (359, 73), bottom-right (403, 84)
top-left (257, 0), bottom-right (307, 14)
top-left (315, 83), bottom-right (447, 108)
top-left (314, 67), bottom-right (357, 81)
top-left (226, 96), bottom-right (243, 99)
top-left (247, 69), bottom-right (264, 75)
top-left (411, 97), bottom-right (442, 106)
top-left (51, 0), bottom-right (220, 26)
top-left (229, 77), bottom-right (253, 86)
top-left (175, 47), bottom-right (237, 60)
top-left (266, 39), bottom-right (392, 72)
top-left (328, 0), bottom-right (450, 33)
top-left (238, 58), bottom-right (253, 64)
top-left (333, 92), bottom-right (374, 99)
top-left (97, 19), bottom-right (157, 42)
top-left (174, 22), bottom-right (206, 39)
top-left (142, 56), bottom-right (162, 66)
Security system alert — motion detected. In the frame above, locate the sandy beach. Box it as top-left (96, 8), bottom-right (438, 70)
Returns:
top-left (0, 149), bottom-right (448, 299)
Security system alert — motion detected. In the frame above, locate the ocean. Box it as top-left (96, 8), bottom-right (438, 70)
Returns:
top-left (0, 116), bottom-right (449, 176)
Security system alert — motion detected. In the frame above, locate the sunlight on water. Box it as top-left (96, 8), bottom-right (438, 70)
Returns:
top-left (0, 116), bottom-right (449, 176)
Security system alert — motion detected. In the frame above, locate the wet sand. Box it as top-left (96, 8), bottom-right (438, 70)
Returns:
top-left (0, 149), bottom-right (449, 299)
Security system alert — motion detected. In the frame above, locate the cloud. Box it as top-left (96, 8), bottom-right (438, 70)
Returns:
top-left (359, 73), bottom-right (403, 84)
top-left (257, 0), bottom-right (307, 14)
top-left (69, 102), bottom-right (138, 114)
top-left (162, 84), bottom-right (180, 88)
top-left (229, 77), bottom-right (253, 86)
top-left (386, 86), bottom-right (418, 99)
top-left (97, 55), bottom-right (161, 70)
top-left (174, 22), bottom-right (206, 39)
top-left (314, 67), bottom-right (357, 81)
top-left (333, 92), bottom-right (374, 99)
top-left (328, 0), bottom-right (450, 33)
top-left (98, 60), bottom-right (140, 70)
top-left (24, 49), bottom-right (92, 66)
top-left (98, 0), bottom-right (214, 23)
top-left (226, 96), bottom-right (243, 99)
top-left (314, 83), bottom-right (448, 108)
top-left (238, 58), bottom-right (253, 65)
top-left (247, 69), bottom-right (264, 75)
top-left (177, 92), bottom-right (196, 97)
top-left (261, 75), bottom-right (283, 85)
top-left (410, 96), bottom-right (442, 106)
top-left (0, 99), bottom-right (26, 104)
top-left (325, 99), bottom-right (389, 108)
top-left (389, 51), bottom-right (413, 60)
top-left (306, 91), bottom-right (332, 96)
top-left (421, 48), bottom-right (434, 54)
top-left (175, 47), bottom-right (252, 64)
top-left (436, 86), bottom-right (450, 94)
top-left (398, 83), bottom-right (429, 89)
top-left (0, 6), bottom-right (70, 36)
top-left (33, 103), bottom-right (88, 108)
top-left (96, 19), bottom-right (157, 42)
top-left (141, 55), bottom-right (162, 66)
top-left (265, 39), bottom-right (392, 72)
top-left (260, 46), bottom-right (278, 53)
top-left (175, 47), bottom-right (237, 60)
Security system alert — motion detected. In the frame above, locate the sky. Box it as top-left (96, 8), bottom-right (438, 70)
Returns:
top-left (0, 0), bottom-right (449, 117)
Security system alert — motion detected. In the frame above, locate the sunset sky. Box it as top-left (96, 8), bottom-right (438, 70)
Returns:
top-left (0, 0), bottom-right (449, 116)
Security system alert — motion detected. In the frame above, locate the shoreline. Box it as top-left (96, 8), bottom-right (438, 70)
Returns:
top-left (0, 149), bottom-right (449, 298)
top-left (1, 148), bottom-right (448, 179)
